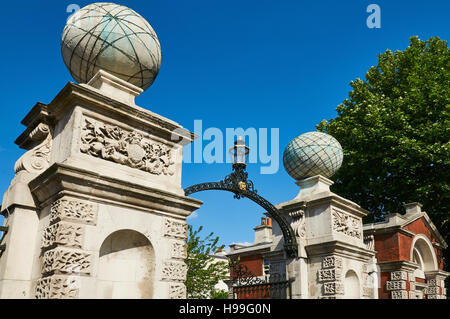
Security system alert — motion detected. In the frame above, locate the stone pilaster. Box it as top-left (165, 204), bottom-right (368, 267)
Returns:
top-left (425, 272), bottom-right (447, 299)
top-left (35, 197), bottom-right (97, 299)
top-left (162, 217), bottom-right (188, 299)
top-left (318, 255), bottom-right (344, 299)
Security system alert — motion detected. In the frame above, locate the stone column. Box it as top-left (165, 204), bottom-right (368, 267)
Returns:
top-left (292, 175), bottom-right (376, 299)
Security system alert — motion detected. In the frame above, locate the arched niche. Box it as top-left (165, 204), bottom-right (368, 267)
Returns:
top-left (97, 229), bottom-right (155, 299)
top-left (410, 234), bottom-right (438, 279)
top-left (343, 270), bottom-right (360, 299)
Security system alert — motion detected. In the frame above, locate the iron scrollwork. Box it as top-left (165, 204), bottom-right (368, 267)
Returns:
top-left (184, 163), bottom-right (298, 258)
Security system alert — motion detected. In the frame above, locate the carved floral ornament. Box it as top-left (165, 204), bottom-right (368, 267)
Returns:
top-left (80, 118), bottom-right (175, 176)
top-left (331, 208), bottom-right (362, 239)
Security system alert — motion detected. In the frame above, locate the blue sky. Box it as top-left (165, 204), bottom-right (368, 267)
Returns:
top-left (0, 0), bottom-right (449, 247)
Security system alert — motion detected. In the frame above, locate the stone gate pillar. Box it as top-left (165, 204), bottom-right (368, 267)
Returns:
top-left (273, 175), bottom-right (378, 299)
top-left (0, 71), bottom-right (202, 298)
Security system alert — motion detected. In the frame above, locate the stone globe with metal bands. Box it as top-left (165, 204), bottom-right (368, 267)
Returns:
top-left (283, 131), bottom-right (343, 181)
top-left (61, 2), bottom-right (162, 91)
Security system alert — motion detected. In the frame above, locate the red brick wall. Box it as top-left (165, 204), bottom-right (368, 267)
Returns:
top-left (398, 233), bottom-right (413, 261)
top-left (374, 217), bottom-right (445, 268)
top-left (374, 233), bottom-right (401, 262)
top-left (230, 254), bottom-right (263, 278)
top-left (379, 272), bottom-right (391, 299)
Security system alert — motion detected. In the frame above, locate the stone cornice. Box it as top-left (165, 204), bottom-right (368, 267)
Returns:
top-left (28, 163), bottom-right (202, 218)
top-left (377, 260), bottom-right (419, 272)
top-left (305, 240), bottom-right (375, 261)
top-left (306, 195), bottom-right (369, 218)
top-left (363, 224), bottom-right (416, 238)
top-left (15, 103), bottom-right (50, 150)
top-left (46, 82), bottom-right (196, 145)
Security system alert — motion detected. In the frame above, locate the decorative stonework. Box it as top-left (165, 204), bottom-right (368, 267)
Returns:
top-left (387, 270), bottom-right (410, 299)
top-left (323, 281), bottom-right (344, 295)
top-left (386, 280), bottom-right (407, 291)
top-left (425, 276), bottom-right (446, 299)
top-left (161, 261), bottom-right (188, 282)
top-left (391, 290), bottom-right (408, 299)
top-left (331, 209), bottom-right (362, 239)
top-left (289, 209), bottom-right (306, 238)
top-left (424, 286), bottom-right (440, 295)
top-left (35, 275), bottom-right (80, 299)
top-left (318, 268), bottom-right (342, 282)
top-left (319, 255), bottom-right (344, 298)
top-left (42, 247), bottom-right (91, 275)
top-left (391, 271), bottom-right (408, 281)
top-left (50, 199), bottom-right (98, 225)
top-left (42, 222), bottom-right (84, 249)
top-left (363, 234), bottom-right (375, 250)
top-left (163, 218), bottom-right (188, 239)
top-left (170, 241), bottom-right (187, 260)
top-left (14, 123), bottom-right (52, 175)
top-left (169, 283), bottom-right (186, 299)
top-left (80, 117), bottom-right (175, 176)
top-left (36, 197), bottom-right (96, 299)
top-left (322, 256), bottom-right (343, 269)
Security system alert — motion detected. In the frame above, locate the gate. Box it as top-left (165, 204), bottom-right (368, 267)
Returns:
top-left (228, 259), bottom-right (294, 299)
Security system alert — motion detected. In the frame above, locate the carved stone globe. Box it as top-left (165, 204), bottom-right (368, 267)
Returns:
top-left (283, 131), bottom-right (343, 181)
top-left (61, 2), bottom-right (162, 91)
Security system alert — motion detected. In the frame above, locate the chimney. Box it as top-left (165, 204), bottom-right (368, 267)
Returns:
top-left (254, 217), bottom-right (273, 244)
top-left (404, 202), bottom-right (423, 216)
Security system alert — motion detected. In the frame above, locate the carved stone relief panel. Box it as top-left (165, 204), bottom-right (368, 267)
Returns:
top-left (80, 117), bottom-right (175, 176)
top-left (169, 283), bottom-right (187, 299)
top-left (50, 198), bottom-right (98, 226)
top-left (318, 268), bottom-right (342, 282)
top-left (322, 256), bottom-right (343, 269)
top-left (35, 275), bottom-right (80, 299)
top-left (386, 280), bottom-right (407, 291)
top-left (42, 222), bottom-right (84, 250)
top-left (319, 255), bottom-right (344, 298)
top-left (163, 218), bottom-right (188, 240)
top-left (331, 208), bottom-right (362, 239)
top-left (161, 261), bottom-right (188, 282)
top-left (390, 271), bottom-right (408, 281)
top-left (391, 290), bottom-right (408, 299)
top-left (42, 247), bottom-right (92, 275)
top-left (170, 240), bottom-right (187, 260)
top-left (323, 282), bottom-right (344, 295)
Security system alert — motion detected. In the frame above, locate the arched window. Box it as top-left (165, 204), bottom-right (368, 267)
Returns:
top-left (410, 235), bottom-right (438, 279)
top-left (412, 247), bottom-right (425, 279)
top-left (97, 229), bottom-right (155, 298)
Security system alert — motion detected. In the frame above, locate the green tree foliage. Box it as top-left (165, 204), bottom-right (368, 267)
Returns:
top-left (210, 289), bottom-right (230, 299)
top-left (185, 225), bottom-right (229, 299)
top-left (317, 36), bottom-right (449, 265)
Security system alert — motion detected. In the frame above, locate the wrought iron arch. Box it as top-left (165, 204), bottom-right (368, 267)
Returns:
top-left (184, 163), bottom-right (298, 258)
